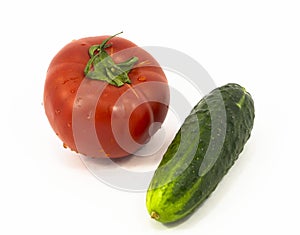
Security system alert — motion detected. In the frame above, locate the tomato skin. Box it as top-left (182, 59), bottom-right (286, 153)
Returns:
top-left (44, 36), bottom-right (169, 158)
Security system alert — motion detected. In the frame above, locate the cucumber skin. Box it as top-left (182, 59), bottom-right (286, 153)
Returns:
top-left (146, 83), bottom-right (255, 223)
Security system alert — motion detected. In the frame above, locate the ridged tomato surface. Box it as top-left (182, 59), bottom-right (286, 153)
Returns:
top-left (44, 35), bottom-right (169, 158)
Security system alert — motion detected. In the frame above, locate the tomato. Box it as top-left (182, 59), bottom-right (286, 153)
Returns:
top-left (44, 33), bottom-right (170, 158)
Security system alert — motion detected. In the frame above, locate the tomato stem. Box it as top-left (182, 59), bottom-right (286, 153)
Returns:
top-left (84, 32), bottom-right (138, 87)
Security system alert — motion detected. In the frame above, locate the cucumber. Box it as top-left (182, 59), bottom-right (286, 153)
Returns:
top-left (146, 83), bottom-right (255, 223)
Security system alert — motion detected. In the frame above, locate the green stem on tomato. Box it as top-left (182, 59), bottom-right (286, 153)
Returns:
top-left (84, 32), bottom-right (138, 87)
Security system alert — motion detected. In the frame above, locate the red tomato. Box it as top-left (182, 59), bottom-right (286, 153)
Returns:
top-left (44, 33), bottom-right (170, 158)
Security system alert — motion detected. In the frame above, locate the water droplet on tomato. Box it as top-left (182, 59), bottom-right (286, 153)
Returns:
top-left (55, 109), bottom-right (61, 115)
top-left (87, 111), bottom-right (93, 120)
top-left (81, 42), bottom-right (87, 46)
top-left (75, 97), bottom-right (83, 107)
top-left (67, 122), bottom-right (71, 128)
top-left (70, 89), bottom-right (75, 94)
top-left (138, 75), bottom-right (147, 81)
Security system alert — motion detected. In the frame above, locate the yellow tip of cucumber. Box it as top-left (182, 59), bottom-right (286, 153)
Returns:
top-left (150, 211), bottom-right (160, 220)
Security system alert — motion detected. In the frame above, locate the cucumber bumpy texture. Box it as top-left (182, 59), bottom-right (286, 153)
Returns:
top-left (146, 83), bottom-right (255, 223)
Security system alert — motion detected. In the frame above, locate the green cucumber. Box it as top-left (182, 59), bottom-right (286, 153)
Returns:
top-left (146, 83), bottom-right (255, 223)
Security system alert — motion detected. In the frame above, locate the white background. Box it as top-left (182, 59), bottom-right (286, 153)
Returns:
top-left (1, 0), bottom-right (299, 234)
